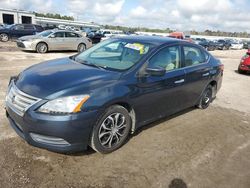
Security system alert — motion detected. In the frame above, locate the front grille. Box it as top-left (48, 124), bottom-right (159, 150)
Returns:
top-left (16, 41), bottom-right (25, 48)
top-left (6, 82), bottom-right (41, 116)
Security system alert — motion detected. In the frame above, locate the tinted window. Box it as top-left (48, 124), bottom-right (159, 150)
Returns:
top-left (54, 32), bottom-right (65, 38)
top-left (24, 25), bottom-right (34, 30)
top-left (13, 25), bottom-right (24, 30)
top-left (34, 25), bottom-right (43, 31)
top-left (148, 46), bottom-right (181, 71)
top-left (65, 32), bottom-right (79, 38)
top-left (184, 46), bottom-right (206, 67)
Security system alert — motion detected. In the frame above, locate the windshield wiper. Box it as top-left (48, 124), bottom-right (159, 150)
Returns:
top-left (75, 59), bottom-right (107, 70)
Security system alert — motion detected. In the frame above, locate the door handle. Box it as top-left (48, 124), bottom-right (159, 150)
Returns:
top-left (174, 79), bottom-right (185, 84)
top-left (202, 72), bottom-right (210, 77)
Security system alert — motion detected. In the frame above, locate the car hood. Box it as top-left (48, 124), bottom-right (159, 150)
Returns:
top-left (15, 57), bottom-right (121, 99)
top-left (19, 35), bottom-right (42, 41)
top-left (0, 28), bottom-right (9, 32)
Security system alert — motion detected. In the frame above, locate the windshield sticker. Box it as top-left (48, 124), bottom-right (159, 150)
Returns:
top-left (125, 43), bottom-right (145, 54)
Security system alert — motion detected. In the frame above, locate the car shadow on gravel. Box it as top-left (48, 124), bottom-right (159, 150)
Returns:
top-left (133, 107), bottom-right (195, 136)
top-left (234, 70), bottom-right (250, 76)
top-left (169, 178), bottom-right (188, 188)
top-left (70, 107), bottom-right (196, 156)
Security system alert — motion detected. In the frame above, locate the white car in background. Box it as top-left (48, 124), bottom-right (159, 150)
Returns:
top-left (16, 30), bottom-right (92, 53)
top-left (230, 41), bottom-right (244, 50)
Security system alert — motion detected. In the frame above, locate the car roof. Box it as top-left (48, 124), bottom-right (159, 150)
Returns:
top-left (113, 35), bottom-right (185, 46)
top-left (48, 29), bottom-right (79, 33)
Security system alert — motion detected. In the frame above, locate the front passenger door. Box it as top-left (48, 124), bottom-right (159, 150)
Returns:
top-left (134, 45), bottom-right (187, 124)
top-left (49, 32), bottom-right (65, 50)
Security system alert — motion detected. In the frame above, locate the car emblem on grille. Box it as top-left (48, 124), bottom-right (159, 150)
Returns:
top-left (11, 94), bottom-right (16, 103)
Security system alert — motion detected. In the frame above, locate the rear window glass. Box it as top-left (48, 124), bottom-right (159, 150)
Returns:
top-left (184, 46), bottom-right (206, 67)
top-left (24, 25), bottom-right (34, 30)
top-left (54, 32), bottom-right (65, 38)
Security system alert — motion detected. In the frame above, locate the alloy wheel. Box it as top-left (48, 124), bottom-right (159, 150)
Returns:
top-left (98, 113), bottom-right (127, 148)
top-left (0, 34), bottom-right (9, 42)
top-left (201, 88), bottom-right (212, 108)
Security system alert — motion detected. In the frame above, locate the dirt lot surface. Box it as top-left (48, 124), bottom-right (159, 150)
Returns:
top-left (0, 42), bottom-right (250, 188)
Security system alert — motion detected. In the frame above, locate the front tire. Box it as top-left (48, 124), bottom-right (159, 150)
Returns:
top-left (238, 68), bottom-right (245, 74)
top-left (0, 33), bottom-right (9, 42)
top-left (198, 85), bottom-right (213, 109)
top-left (36, 42), bottom-right (48, 53)
top-left (90, 105), bottom-right (132, 154)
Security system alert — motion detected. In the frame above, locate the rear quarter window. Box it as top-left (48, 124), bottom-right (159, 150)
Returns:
top-left (24, 25), bottom-right (35, 30)
top-left (183, 46), bottom-right (207, 67)
top-left (34, 25), bottom-right (44, 31)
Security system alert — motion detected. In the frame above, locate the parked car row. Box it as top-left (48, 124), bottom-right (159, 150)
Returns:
top-left (192, 37), bottom-right (248, 51)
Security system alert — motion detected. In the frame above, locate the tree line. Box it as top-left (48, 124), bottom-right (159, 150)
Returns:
top-left (34, 12), bottom-right (74, 21)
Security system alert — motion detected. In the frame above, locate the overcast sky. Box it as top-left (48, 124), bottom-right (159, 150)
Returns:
top-left (1, 0), bottom-right (250, 32)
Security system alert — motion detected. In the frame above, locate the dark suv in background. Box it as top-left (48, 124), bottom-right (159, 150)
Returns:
top-left (0, 24), bottom-right (44, 42)
top-left (215, 39), bottom-right (231, 50)
top-left (193, 38), bottom-right (216, 51)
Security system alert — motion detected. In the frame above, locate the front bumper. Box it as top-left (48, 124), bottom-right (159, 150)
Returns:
top-left (6, 105), bottom-right (99, 153)
top-left (239, 64), bottom-right (250, 71)
top-left (16, 40), bottom-right (35, 51)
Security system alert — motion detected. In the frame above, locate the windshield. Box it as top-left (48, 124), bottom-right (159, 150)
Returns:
top-left (5, 24), bottom-right (14, 29)
top-left (38, 30), bottom-right (53, 37)
top-left (74, 39), bottom-right (152, 71)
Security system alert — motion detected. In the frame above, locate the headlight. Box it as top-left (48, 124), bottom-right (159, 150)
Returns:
top-left (38, 95), bottom-right (90, 114)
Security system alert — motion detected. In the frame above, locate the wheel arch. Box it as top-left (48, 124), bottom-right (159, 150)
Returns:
top-left (36, 41), bottom-right (49, 51)
top-left (208, 80), bottom-right (217, 98)
top-left (111, 102), bottom-right (136, 134)
top-left (77, 42), bottom-right (86, 51)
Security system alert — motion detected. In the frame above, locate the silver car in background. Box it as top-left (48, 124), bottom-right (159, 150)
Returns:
top-left (16, 30), bottom-right (92, 53)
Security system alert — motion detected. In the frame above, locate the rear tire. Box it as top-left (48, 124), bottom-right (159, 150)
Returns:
top-left (77, 43), bottom-right (86, 53)
top-left (36, 42), bottom-right (48, 53)
top-left (90, 105), bottom-right (132, 154)
top-left (0, 33), bottom-right (9, 42)
top-left (197, 85), bottom-right (213, 109)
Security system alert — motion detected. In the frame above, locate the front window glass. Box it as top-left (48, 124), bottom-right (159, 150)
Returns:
top-left (75, 39), bottom-right (152, 71)
top-left (148, 46), bottom-right (181, 71)
top-left (38, 30), bottom-right (53, 37)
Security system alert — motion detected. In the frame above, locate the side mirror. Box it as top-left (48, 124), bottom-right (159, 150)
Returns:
top-left (146, 67), bottom-right (166, 76)
top-left (50, 34), bottom-right (55, 38)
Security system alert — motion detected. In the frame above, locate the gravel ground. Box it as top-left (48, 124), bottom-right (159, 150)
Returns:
top-left (0, 42), bottom-right (250, 188)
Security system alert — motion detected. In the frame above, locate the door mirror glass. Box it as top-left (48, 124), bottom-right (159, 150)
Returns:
top-left (49, 34), bottom-right (55, 38)
top-left (146, 67), bottom-right (166, 76)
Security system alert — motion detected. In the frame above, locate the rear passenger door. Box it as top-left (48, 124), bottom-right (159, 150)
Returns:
top-left (182, 45), bottom-right (211, 108)
top-left (23, 24), bottom-right (36, 36)
top-left (64, 32), bottom-right (80, 50)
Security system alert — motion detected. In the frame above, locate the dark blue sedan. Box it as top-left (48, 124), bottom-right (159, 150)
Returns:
top-left (5, 36), bottom-right (223, 153)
